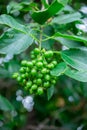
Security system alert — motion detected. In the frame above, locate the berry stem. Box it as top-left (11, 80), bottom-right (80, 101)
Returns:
top-left (39, 26), bottom-right (43, 50)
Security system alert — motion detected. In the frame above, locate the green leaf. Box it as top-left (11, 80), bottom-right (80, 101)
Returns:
top-left (41, 0), bottom-right (49, 8)
top-left (0, 29), bottom-right (33, 55)
top-left (65, 67), bottom-right (87, 82)
top-left (61, 49), bottom-right (87, 71)
top-left (54, 32), bottom-right (87, 44)
top-left (55, 37), bottom-right (82, 48)
top-left (0, 14), bottom-right (27, 33)
top-left (52, 12), bottom-right (81, 24)
top-left (47, 86), bottom-right (55, 100)
top-left (32, 0), bottom-right (68, 24)
top-left (0, 95), bottom-right (14, 111)
top-left (51, 62), bottom-right (67, 76)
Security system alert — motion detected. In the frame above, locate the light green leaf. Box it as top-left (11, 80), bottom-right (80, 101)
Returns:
top-left (55, 37), bottom-right (82, 48)
top-left (0, 29), bottom-right (33, 55)
top-left (32, 0), bottom-right (68, 24)
top-left (54, 32), bottom-right (87, 44)
top-left (0, 95), bottom-right (14, 111)
top-left (52, 12), bottom-right (81, 24)
top-left (65, 67), bottom-right (87, 82)
top-left (51, 62), bottom-right (67, 76)
top-left (0, 14), bottom-right (27, 33)
top-left (61, 49), bottom-right (87, 71)
top-left (47, 86), bottom-right (55, 100)
top-left (41, 0), bottom-right (49, 8)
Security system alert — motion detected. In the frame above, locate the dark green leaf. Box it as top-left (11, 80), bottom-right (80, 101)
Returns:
top-left (65, 67), bottom-right (87, 82)
top-left (32, 0), bottom-right (68, 24)
top-left (51, 62), bottom-right (67, 76)
top-left (47, 86), bottom-right (55, 100)
top-left (61, 49), bottom-right (87, 71)
top-left (0, 95), bottom-right (14, 111)
top-left (0, 29), bottom-right (33, 55)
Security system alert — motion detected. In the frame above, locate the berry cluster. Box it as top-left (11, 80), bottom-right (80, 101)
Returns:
top-left (13, 48), bottom-right (58, 95)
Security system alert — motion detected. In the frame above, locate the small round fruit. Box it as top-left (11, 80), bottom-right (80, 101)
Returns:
top-left (19, 67), bottom-right (25, 73)
top-left (36, 79), bottom-right (42, 85)
top-left (36, 62), bottom-right (43, 68)
top-left (31, 84), bottom-right (37, 90)
top-left (26, 81), bottom-right (32, 88)
top-left (38, 73), bottom-right (43, 78)
top-left (21, 60), bottom-right (27, 66)
top-left (44, 51), bottom-right (53, 58)
top-left (17, 76), bottom-right (22, 82)
top-left (21, 74), bottom-right (26, 79)
top-left (27, 61), bottom-right (33, 67)
top-left (44, 82), bottom-right (50, 88)
top-left (31, 69), bottom-right (37, 76)
top-left (51, 79), bottom-right (56, 84)
top-left (41, 68), bottom-right (47, 74)
top-left (12, 73), bottom-right (19, 79)
top-left (52, 60), bottom-right (57, 66)
top-left (45, 75), bottom-right (51, 81)
top-left (47, 63), bottom-right (54, 69)
top-left (31, 54), bottom-right (35, 59)
top-left (37, 87), bottom-right (44, 95)
top-left (34, 48), bottom-right (40, 55)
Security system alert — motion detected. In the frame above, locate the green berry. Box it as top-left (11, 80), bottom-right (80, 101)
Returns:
top-left (19, 67), bottom-right (25, 73)
top-left (31, 69), bottom-right (37, 76)
top-left (36, 62), bottom-right (43, 68)
top-left (41, 68), bottom-right (47, 74)
top-left (37, 87), bottom-right (44, 95)
top-left (48, 63), bottom-right (54, 69)
top-left (31, 84), bottom-right (37, 90)
top-left (44, 51), bottom-right (53, 58)
top-left (21, 60), bottom-right (27, 66)
top-left (36, 79), bottom-right (42, 85)
top-left (45, 75), bottom-right (51, 81)
top-left (38, 73), bottom-right (43, 78)
top-left (26, 81), bottom-right (32, 88)
top-left (34, 48), bottom-right (40, 55)
top-left (12, 73), bottom-right (19, 79)
top-left (27, 61), bottom-right (33, 67)
top-left (51, 79), bottom-right (56, 84)
top-left (44, 82), bottom-right (50, 88)
top-left (52, 60), bottom-right (57, 66)
top-left (17, 76), bottom-right (22, 82)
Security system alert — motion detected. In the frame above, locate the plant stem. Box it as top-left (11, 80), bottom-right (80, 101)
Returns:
top-left (39, 26), bottom-right (43, 50)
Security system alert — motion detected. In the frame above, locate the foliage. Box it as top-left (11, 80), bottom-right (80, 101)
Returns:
top-left (0, 0), bottom-right (87, 130)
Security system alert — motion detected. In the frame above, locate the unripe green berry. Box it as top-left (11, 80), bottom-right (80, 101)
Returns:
top-left (36, 79), bottom-right (42, 85)
top-left (38, 73), bottom-right (43, 78)
top-left (26, 81), bottom-right (32, 88)
top-left (12, 73), bottom-right (19, 79)
top-left (41, 68), bottom-right (47, 74)
top-left (21, 60), bottom-right (27, 66)
top-left (17, 76), bottom-right (22, 82)
top-left (36, 62), bottom-right (43, 68)
top-left (34, 48), bottom-right (40, 55)
top-left (27, 61), bottom-right (33, 67)
top-left (31, 84), bottom-right (37, 90)
top-left (51, 79), bottom-right (56, 84)
top-left (52, 60), bottom-right (57, 66)
top-left (45, 75), bottom-right (51, 81)
top-left (44, 82), bottom-right (50, 88)
top-left (19, 67), bottom-right (25, 73)
top-left (37, 87), bottom-right (44, 95)
top-left (31, 69), bottom-right (37, 76)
